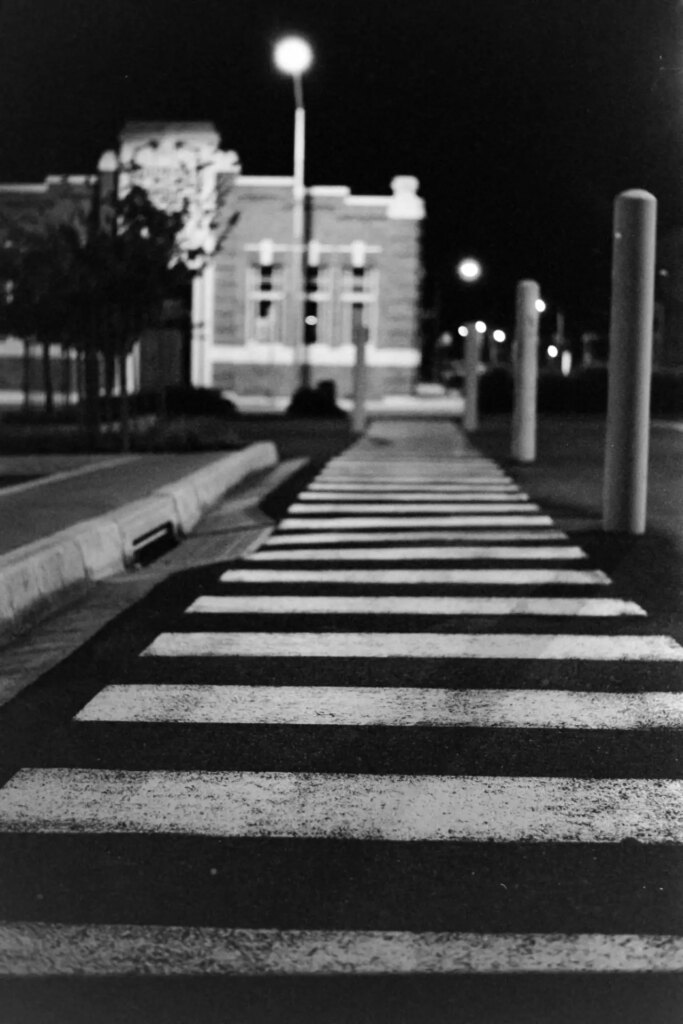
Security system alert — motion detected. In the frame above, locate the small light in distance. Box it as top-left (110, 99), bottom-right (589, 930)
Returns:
top-left (457, 325), bottom-right (469, 337)
top-left (456, 258), bottom-right (482, 283)
top-left (475, 321), bottom-right (487, 334)
top-left (547, 344), bottom-right (559, 358)
top-left (305, 315), bottom-right (318, 326)
top-left (535, 298), bottom-right (547, 313)
top-left (492, 329), bottom-right (506, 343)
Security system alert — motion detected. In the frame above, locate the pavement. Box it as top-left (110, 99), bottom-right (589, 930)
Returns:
top-left (0, 414), bottom-right (681, 1022)
top-left (226, 389), bottom-right (466, 418)
top-left (0, 443), bottom-right (279, 644)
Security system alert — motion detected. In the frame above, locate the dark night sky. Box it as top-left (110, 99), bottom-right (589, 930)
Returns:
top-left (0, 0), bottom-right (681, 339)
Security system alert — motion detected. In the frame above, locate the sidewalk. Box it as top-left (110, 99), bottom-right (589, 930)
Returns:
top-left (229, 391), bottom-right (466, 418)
top-left (0, 444), bottom-right (278, 642)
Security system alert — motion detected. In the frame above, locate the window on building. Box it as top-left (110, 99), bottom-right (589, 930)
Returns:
top-left (341, 266), bottom-right (379, 347)
top-left (304, 264), bottom-right (332, 346)
top-left (246, 263), bottom-right (285, 343)
top-left (305, 265), bottom-right (318, 344)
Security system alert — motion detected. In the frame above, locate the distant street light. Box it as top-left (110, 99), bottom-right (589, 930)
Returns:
top-left (493, 329), bottom-right (506, 343)
top-left (456, 258), bottom-right (483, 283)
top-left (475, 320), bottom-right (487, 334)
top-left (535, 298), bottom-right (547, 313)
top-left (274, 35), bottom-right (314, 388)
top-left (457, 325), bottom-right (469, 337)
top-left (547, 344), bottom-right (559, 358)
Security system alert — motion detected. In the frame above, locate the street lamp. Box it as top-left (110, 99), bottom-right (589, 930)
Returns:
top-left (456, 257), bottom-right (483, 283)
top-left (273, 35), bottom-right (313, 389)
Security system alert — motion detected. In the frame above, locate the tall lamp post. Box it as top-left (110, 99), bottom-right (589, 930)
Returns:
top-left (273, 35), bottom-right (313, 389)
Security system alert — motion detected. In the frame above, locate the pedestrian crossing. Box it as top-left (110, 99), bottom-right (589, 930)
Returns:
top-left (0, 417), bottom-right (682, 1004)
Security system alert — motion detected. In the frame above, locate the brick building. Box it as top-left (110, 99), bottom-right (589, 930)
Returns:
top-left (0, 121), bottom-right (425, 404)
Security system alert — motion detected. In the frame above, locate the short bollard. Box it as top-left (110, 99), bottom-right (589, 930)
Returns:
top-left (464, 322), bottom-right (483, 433)
top-left (511, 280), bottom-right (540, 463)
top-left (603, 189), bottom-right (657, 535)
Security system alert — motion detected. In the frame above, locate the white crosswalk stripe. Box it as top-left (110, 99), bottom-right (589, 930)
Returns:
top-left (1, 768), bottom-right (682, 843)
top-left (279, 515), bottom-right (555, 528)
top-left (1, 923), bottom-right (682, 975)
top-left (77, 684), bottom-right (680, 729)
top-left (308, 482), bottom-right (522, 492)
top-left (219, 567), bottom-right (610, 585)
top-left (264, 529), bottom-right (570, 544)
top-left (142, 631), bottom-right (683, 660)
top-left (248, 545), bottom-right (587, 561)
top-left (288, 502), bottom-right (542, 514)
top-left (299, 491), bottom-right (532, 502)
top-left (186, 594), bottom-right (645, 617)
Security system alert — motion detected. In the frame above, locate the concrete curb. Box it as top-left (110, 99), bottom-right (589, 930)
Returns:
top-left (0, 441), bottom-right (278, 643)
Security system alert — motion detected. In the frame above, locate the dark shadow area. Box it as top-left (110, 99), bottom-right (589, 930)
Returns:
top-left (1, 975), bottom-right (681, 1024)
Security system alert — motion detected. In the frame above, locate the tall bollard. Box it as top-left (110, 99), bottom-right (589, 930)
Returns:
top-left (603, 189), bottom-right (657, 535)
top-left (463, 322), bottom-right (482, 432)
top-left (351, 315), bottom-right (367, 434)
top-left (350, 240), bottom-right (368, 434)
top-left (511, 280), bottom-right (540, 463)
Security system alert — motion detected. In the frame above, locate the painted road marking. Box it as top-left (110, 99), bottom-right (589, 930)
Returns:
top-left (309, 482), bottom-right (522, 492)
top-left (299, 492), bottom-right (531, 503)
top-left (319, 464), bottom-right (511, 473)
top-left (248, 545), bottom-right (586, 562)
top-left (186, 595), bottom-right (643, 617)
top-left (321, 473), bottom-right (510, 479)
top-left (219, 567), bottom-right (609, 585)
top-left (77, 684), bottom-right (678, 728)
top-left (288, 502), bottom-right (541, 514)
top-left (325, 458), bottom-right (501, 467)
top-left (266, 530), bottom-right (569, 545)
top-left (1, 769), bottom-right (682, 843)
top-left (142, 632), bottom-right (682, 661)
top-left (322, 466), bottom-right (504, 474)
top-left (1, 924), bottom-right (681, 974)
top-left (316, 476), bottom-right (513, 485)
top-left (280, 516), bottom-right (555, 529)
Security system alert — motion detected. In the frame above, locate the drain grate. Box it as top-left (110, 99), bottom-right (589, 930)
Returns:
top-left (131, 522), bottom-right (177, 566)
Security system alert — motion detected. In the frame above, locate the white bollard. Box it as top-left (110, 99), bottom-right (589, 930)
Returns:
top-left (603, 189), bottom-right (657, 535)
top-left (511, 280), bottom-right (540, 463)
top-left (463, 321), bottom-right (482, 432)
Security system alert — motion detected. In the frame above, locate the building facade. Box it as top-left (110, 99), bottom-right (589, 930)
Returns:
top-left (0, 121), bottom-right (425, 403)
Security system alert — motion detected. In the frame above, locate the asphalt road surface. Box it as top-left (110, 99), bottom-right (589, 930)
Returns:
top-left (0, 418), bottom-right (681, 1024)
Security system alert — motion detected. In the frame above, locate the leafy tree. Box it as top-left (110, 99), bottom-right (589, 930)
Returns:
top-left (0, 156), bottom-right (239, 448)
top-left (0, 216), bottom-right (78, 416)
